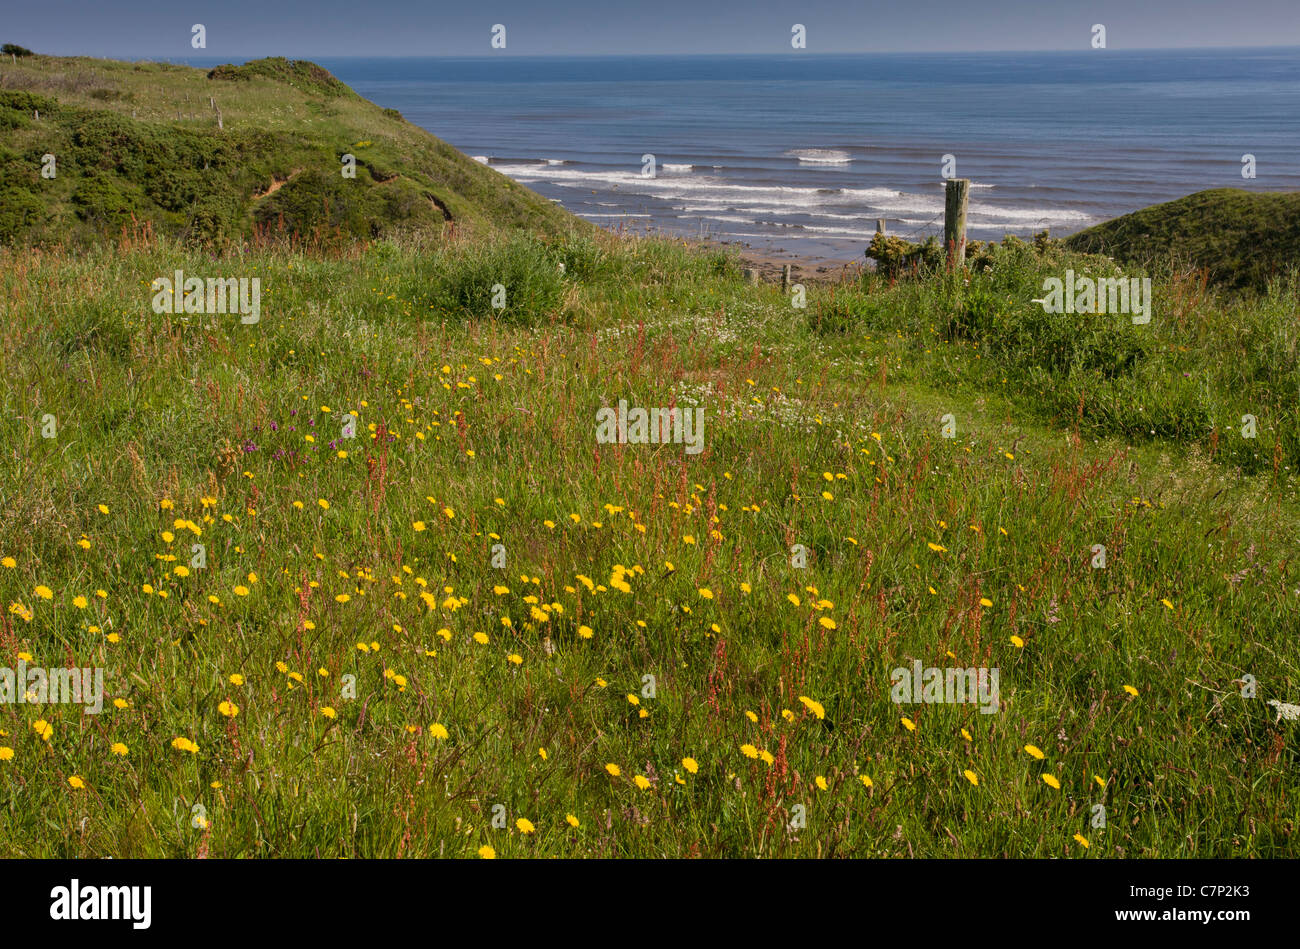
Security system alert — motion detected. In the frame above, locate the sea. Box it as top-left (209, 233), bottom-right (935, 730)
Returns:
top-left (209, 49), bottom-right (1300, 262)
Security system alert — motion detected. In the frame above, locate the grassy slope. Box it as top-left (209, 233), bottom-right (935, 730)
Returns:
top-left (1065, 188), bottom-right (1300, 291)
top-left (0, 55), bottom-right (584, 244)
top-left (0, 59), bottom-right (1297, 860)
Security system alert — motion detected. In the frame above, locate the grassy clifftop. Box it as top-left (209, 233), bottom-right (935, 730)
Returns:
top-left (0, 55), bottom-right (584, 246)
top-left (1065, 188), bottom-right (1300, 291)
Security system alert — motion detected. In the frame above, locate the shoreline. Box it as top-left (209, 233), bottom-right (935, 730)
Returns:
top-left (693, 237), bottom-right (867, 285)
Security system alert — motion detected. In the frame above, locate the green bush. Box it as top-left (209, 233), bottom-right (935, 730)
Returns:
top-left (405, 236), bottom-right (565, 324)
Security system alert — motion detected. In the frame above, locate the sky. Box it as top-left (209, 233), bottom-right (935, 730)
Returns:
top-left (5, 0), bottom-right (1299, 58)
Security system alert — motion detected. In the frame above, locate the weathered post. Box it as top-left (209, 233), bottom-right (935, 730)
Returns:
top-left (876, 218), bottom-right (886, 236)
top-left (944, 178), bottom-right (969, 270)
top-left (781, 264), bottom-right (791, 293)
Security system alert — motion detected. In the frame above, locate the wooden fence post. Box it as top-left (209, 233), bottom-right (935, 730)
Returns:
top-left (944, 178), bottom-right (969, 270)
top-left (876, 218), bottom-right (886, 236)
top-left (781, 264), bottom-right (791, 293)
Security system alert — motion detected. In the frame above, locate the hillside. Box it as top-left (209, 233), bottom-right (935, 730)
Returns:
top-left (1065, 188), bottom-right (1300, 291)
top-left (0, 55), bottom-right (584, 245)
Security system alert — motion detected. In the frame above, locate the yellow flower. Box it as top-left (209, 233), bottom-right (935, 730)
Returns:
top-left (0, 747), bottom-right (13, 761)
top-left (697, 587), bottom-right (713, 599)
top-left (797, 696), bottom-right (826, 720)
top-left (1042, 773), bottom-right (1061, 790)
top-left (1010, 634), bottom-right (1025, 648)
top-left (900, 717), bottom-right (916, 732)
top-left (605, 763), bottom-right (621, 777)
top-left (566, 814), bottom-right (580, 828)
top-left (1161, 598), bottom-right (1174, 610)
top-left (72, 595), bottom-right (88, 609)
top-left (110, 742), bottom-right (128, 756)
top-left (682, 757), bottom-right (698, 774)
top-left (859, 774), bottom-right (873, 788)
top-left (1024, 744), bottom-right (1045, 760)
top-left (515, 818), bottom-right (535, 833)
top-left (1123, 684), bottom-right (1139, 697)
top-left (577, 625), bottom-right (593, 639)
top-left (97, 504), bottom-right (109, 514)
top-left (318, 498), bottom-right (330, 510)
top-left (0, 556), bottom-right (15, 569)
top-left (979, 597), bottom-right (993, 608)
top-left (229, 673), bottom-right (245, 686)
top-left (818, 616), bottom-right (837, 630)
top-left (815, 775), bottom-right (828, 791)
top-left (740, 743), bottom-right (759, 759)
top-left (321, 707), bottom-right (337, 719)
top-left (171, 736), bottom-right (199, 754)
top-left (218, 700), bottom-right (239, 717)
top-left (473, 632), bottom-right (489, 645)
top-left (633, 775), bottom-right (651, 790)
top-left (429, 723), bottom-right (449, 739)
top-left (68, 776), bottom-right (86, 789)
top-left (963, 769), bottom-right (978, 786)
top-left (478, 845), bottom-right (496, 859)
top-left (34, 585), bottom-right (53, 600)
top-left (233, 585), bottom-right (250, 597)
top-left (1073, 833), bottom-right (1089, 848)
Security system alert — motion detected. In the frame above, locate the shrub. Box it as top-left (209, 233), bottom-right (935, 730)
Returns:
top-left (405, 236), bottom-right (565, 324)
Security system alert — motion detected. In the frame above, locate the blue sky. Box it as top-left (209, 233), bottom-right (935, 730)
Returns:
top-left (5, 0), bottom-right (1299, 57)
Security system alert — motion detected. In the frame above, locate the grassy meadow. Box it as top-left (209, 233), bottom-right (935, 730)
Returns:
top-left (1, 54), bottom-right (1298, 860)
top-left (2, 226), bottom-right (1298, 858)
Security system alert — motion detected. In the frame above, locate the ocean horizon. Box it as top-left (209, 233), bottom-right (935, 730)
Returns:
top-left (188, 48), bottom-right (1300, 261)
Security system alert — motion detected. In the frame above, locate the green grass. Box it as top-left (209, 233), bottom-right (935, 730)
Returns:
top-left (1065, 188), bottom-right (1300, 292)
top-left (0, 55), bottom-right (585, 245)
top-left (0, 226), bottom-right (1297, 858)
